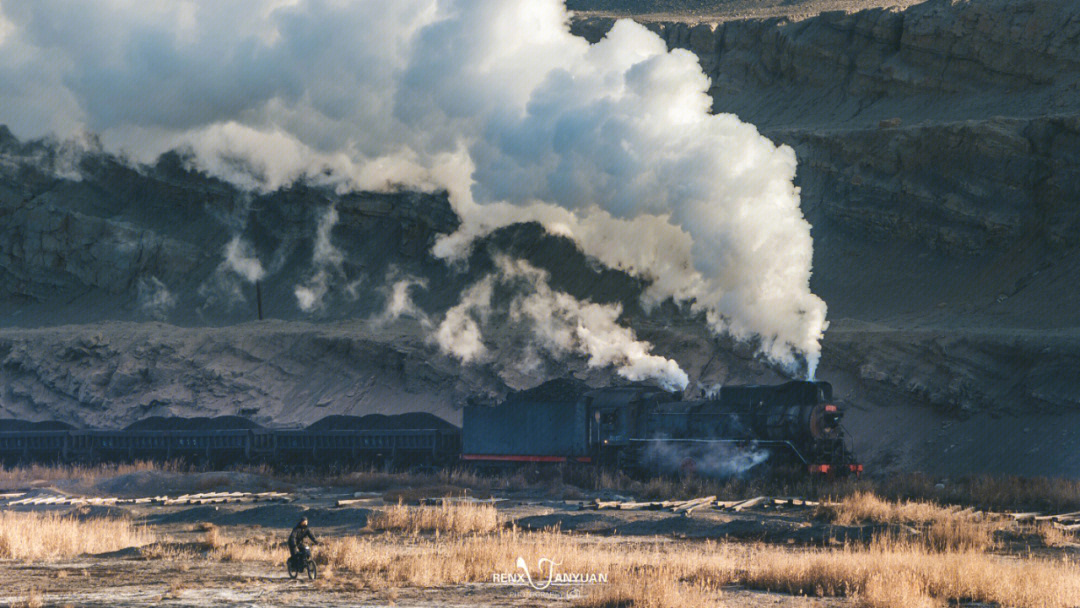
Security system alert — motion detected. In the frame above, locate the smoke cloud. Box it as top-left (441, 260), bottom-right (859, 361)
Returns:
top-left (136, 276), bottom-right (176, 320)
top-left (377, 274), bottom-right (430, 325)
top-left (0, 0), bottom-right (827, 375)
top-left (222, 236), bottom-right (265, 284)
top-left (294, 204), bottom-right (343, 312)
top-left (435, 276), bottom-right (493, 363)
top-left (640, 440), bottom-right (770, 478)
top-left (435, 256), bottom-right (689, 391)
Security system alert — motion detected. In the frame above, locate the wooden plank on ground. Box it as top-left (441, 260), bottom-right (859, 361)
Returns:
top-left (731, 496), bottom-right (767, 512)
top-left (673, 496), bottom-right (716, 513)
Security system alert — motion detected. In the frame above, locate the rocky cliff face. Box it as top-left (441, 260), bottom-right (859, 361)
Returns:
top-left (3, 0), bottom-right (1080, 476)
top-left (573, 0), bottom-right (1080, 268)
top-left (574, 0), bottom-right (1080, 127)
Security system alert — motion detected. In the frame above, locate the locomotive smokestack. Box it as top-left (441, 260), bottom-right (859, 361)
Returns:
top-left (255, 280), bottom-right (264, 321)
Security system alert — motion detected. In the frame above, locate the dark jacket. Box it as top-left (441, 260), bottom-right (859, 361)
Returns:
top-left (288, 524), bottom-right (318, 554)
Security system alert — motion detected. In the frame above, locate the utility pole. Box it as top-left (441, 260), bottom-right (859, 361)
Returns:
top-left (255, 280), bottom-right (264, 321)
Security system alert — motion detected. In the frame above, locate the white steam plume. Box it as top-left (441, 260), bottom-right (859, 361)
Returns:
top-left (376, 274), bottom-right (430, 325)
top-left (435, 276), bottom-right (493, 363)
top-left (500, 257), bottom-right (688, 391)
top-left (640, 440), bottom-right (770, 478)
top-left (294, 204), bottom-right (343, 312)
top-left (0, 0), bottom-right (827, 374)
top-left (435, 257), bottom-right (689, 391)
top-left (223, 236), bottom-right (265, 283)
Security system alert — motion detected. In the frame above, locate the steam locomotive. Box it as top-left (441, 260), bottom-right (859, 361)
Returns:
top-left (463, 380), bottom-right (862, 476)
top-left (0, 380), bottom-right (860, 476)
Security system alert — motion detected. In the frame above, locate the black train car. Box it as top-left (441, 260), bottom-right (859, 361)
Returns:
top-left (0, 415), bottom-right (461, 468)
top-left (463, 380), bottom-right (861, 476)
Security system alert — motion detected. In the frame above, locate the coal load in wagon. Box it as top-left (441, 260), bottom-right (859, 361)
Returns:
top-left (305, 413), bottom-right (457, 432)
top-left (0, 419), bottom-right (76, 432)
top-left (123, 416), bottom-right (264, 431)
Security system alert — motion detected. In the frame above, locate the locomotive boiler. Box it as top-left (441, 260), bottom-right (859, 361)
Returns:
top-left (462, 380), bottom-right (861, 476)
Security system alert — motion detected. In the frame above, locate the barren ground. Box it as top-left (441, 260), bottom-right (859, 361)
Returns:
top-left (2, 469), bottom-right (1078, 608)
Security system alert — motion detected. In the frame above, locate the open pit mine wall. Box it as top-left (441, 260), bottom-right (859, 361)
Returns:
top-left (572, 0), bottom-right (1080, 256)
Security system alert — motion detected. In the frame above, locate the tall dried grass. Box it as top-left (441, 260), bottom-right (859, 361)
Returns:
top-left (0, 460), bottom-right (185, 489)
top-left (570, 574), bottom-right (715, 608)
top-left (367, 501), bottom-right (500, 535)
top-left (737, 536), bottom-right (1080, 608)
top-left (0, 511), bottom-right (154, 560)
top-left (1036, 523), bottom-right (1078, 548)
top-left (817, 492), bottom-right (955, 526)
top-left (817, 491), bottom-right (1006, 552)
top-left (305, 527), bottom-right (1080, 608)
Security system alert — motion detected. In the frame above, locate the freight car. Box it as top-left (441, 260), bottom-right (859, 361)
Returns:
top-left (0, 422), bottom-right (460, 468)
top-left (462, 380), bottom-right (861, 475)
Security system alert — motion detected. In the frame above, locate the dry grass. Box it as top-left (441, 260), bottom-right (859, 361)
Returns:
top-left (855, 571), bottom-right (939, 608)
top-left (571, 575), bottom-right (715, 608)
top-left (0, 460), bottom-right (186, 489)
top-left (367, 501), bottom-right (500, 535)
top-left (211, 534), bottom-right (281, 562)
top-left (302, 527), bottom-right (1080, 608)
top-left (0, 490), bottom-right (1059, 608)
top-left (200, 524), bottom-right (225, 550)
top-left (739, 536), bottom-right (1080, 608)
top-left (817, 491), bottom-right (1007, 552)
top-left (817, 492), bottom-right (955, 526)
top-left (198, 525), bottom-right (280, 561)
top-left (10, 589), bottom-right (43, 608)
top-left (565, 574), bottom-right (717, 608)
top-left (0, 511), bottom-right (154, 560)
top-left (1036, 523), bottom-right (1078, 548)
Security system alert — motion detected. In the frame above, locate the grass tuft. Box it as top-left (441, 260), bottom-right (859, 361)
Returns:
top-left (367, 501), bottom-right (500, 535)
top-left (0, 511), bottom-right (154, 561)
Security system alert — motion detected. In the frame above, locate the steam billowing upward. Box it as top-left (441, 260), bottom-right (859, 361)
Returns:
top-left (436, 256), bottom-right (689, 391)
top-left (0, 0), bottom-right (827, 380)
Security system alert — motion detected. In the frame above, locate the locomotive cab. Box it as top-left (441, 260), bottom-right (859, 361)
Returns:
top-left (583, 386), bottom-right (674, 466)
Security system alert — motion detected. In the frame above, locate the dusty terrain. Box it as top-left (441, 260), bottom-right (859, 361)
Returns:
top-left (2, 467), bottom-right (1080, 608)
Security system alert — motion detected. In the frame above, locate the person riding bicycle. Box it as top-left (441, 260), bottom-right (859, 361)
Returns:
top-left (287, 517), bottom-right (318, 563)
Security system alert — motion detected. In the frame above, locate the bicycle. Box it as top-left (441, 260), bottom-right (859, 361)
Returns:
top-left (286, 545), bottom-right (317, 580)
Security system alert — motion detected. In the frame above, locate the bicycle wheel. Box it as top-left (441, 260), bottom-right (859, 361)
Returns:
top-left (307, 560), bottom-right (317, 580)
top-left (287, 558), bottom-right (299, 579)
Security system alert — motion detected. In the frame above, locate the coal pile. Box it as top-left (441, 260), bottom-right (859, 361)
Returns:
top-left (305, 413), bottom-right (457, 432)
top-left (503, 378), bottom-right (591, 403)
top-left (0, 419), bottom-right (76, 432)
top-left (123, 416), bottom-right (263, 431)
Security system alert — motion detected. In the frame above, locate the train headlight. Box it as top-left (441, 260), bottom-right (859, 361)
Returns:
top-left (823, 404), bottom-right (842, 426)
